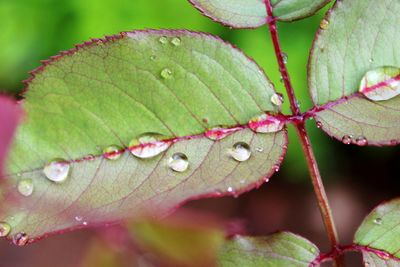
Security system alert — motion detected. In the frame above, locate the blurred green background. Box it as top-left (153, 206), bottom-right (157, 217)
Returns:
top-left (0, 1), bottom-right (399, 266)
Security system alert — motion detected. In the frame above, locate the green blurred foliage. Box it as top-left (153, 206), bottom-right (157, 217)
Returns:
top-left (0, 0), bottom-right (335, 181)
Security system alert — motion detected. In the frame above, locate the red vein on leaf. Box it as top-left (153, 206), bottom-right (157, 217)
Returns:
top-left (361, 74), bottom-right (400, 94)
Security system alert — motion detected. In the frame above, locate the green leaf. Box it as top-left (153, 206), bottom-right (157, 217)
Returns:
top-left (308, 0), bottom-right (400, 146)
top-left (129, 218), bottom-right (225, 267)
top-left (354, 198), bottom-right (400, 266)
top-left (188, 0), bottom-right (330, 28)
top-left (1, 30), bottom-right (287, 242)
top-left (217, 232), bottom-right (319, 267)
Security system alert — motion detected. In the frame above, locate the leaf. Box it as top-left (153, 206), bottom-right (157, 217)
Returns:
top-left (188, 0), bottom-right (330, 28)
top-left (308, 0), bottom-right (400, 146)
top-left (129, 217), bottom-right (225, 267)
top-left (354, 198), bottom-right (400, 266)
top-left (1, 30), bottom-right (287, 242)
top-left (0, 96), bottom-right (21, 178)
top-left (217, 232), bottom-right (319, 267)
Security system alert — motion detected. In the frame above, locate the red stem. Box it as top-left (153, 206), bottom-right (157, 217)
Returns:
top-left (264, 0), bottom-right (342, 265)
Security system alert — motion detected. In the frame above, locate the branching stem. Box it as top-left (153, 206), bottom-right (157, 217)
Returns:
top-left (264, 0), bottom-right (342, 265)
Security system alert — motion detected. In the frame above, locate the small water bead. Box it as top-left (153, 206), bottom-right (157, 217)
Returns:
top-left (0, 222), bottom-right (11, 237)
top-left (319, 19), bottom-right (329, 30)
top-left (227, 187), bottom-right (234, 193)
top-left (373, 217), bottom-right (382, 225)
top-left (309, 247), bottom-right (317, 254)
top-left (248, 114), bottom-right (284, 133)
top-left (316, 121), bottom-right (323, 129)
top-left (368, 58), bottom-right (374, 63)
top-left (75, 216), bottom-right (83, 222)
top-left (17, 179), bottom-right (34, 197)
top-left (13, 232), bottom-right (28, 246)
top-left (281, 52), bottom-right (288, 64)
top-left (43, 159), bottom-right (70, 183)
top-left (270, 93), bottom-right (284, 107)
top-left (273, 164), bottom-right (280, 172)
top-left (129, 133), bottom-right (171, 159)
top-left (359, 66), bottom-right (400, 101)
top-left (103, 145), bottom-right (123, 160)
top-left (168, 153), bottom-right (189, 172)
top-left (341, 135), bottom-right (352, 145)
top-left (171, 37), bottom-right (181, 46)
top-left (355, 137), bottom-right (368, 146)
top-left (256, 147), bottom-right (264, 153)
top-left (159, 36), bottom-right (168, 44)
top-left (84, 154), bottom-right (96, 161)
top-left (205, 126), bottom-right (239, 141)
top-left (160, 68), bottom-right (173, 79)
top-left (82, 221), bottom-right (88, 226)
top-left (229, 142), bottom-right (251, 162)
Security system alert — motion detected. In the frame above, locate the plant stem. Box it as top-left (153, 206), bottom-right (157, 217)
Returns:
top-left (264, 0), bottom-right (342, 265)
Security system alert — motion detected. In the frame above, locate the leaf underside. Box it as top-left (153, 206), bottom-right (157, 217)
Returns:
top-left (217, 232), bottom-right (319, 267)
top-left (188, 0), bottom-right (330, 28)
top-left (354, 198), bottom-right (400, 265)
top-left (309, 0), bottom-right (400, 146)
top-left (1, 30), bottom-right (287, 241)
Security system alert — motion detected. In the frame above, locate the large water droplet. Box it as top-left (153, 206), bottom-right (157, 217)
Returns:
top-left (359, 66), bottom-right (400, 101)
top-left (373, 217), bottom-right (382, 225)
top-left (159, 36), bottom-right (168, 44)
top-left (160, 68), bottom-right (173, 79)
top-left (248, 114), bottom-right (284, 133)
top-left (129, 133), bottom-right (171, 159)
top-left (103, 145), bottom-right (123, 160)
top-left (43, 159), bottom-right (70, 183)
top-left (171, 37), bottom-right (181, 46)
top-left (168, 152), bottom-right (189, 172)
top-left (319, 19), bottom-right (329, 30)
top-left (17, 179), bottom-right (34, 197)
top-left (355, 137), bottom-right (368, 146)
top-left (229, 142), bottom-right (251, 162)
top-left (0, 222), bottom-right (11, 237)
top-left (341, 135), bottom-right (352, 145)
top-left (270, 93), bottom-right (284, 107)
top-left (205, 126), bottom-right (239, 141)
top-left (13, 232), bottom-right (28, 246)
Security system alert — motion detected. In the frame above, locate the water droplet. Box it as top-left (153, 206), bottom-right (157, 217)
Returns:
top-left (17, 179), bottom-right (34, 197)
top-left (171, 37), bottom-right (181, 46)
top-left (256, 147), bottom-right (264, 153)
top-left (84, 154), bottom-right (96, 161)
top-left (273, 164), bottom-right (280, 172)
top-left (168, 152), bottom-right (189, 172)
top-left (320, 19), bottom-right (329, 30)
top-left (129, 133), bottom-right (171, 159)
top-left (310, 247), bottom-right (317, 254)
top-left (248, 114), bottom-right (284, 133)
top-left (229, 142), bottom-right (251, 162)
top-left (373, 217), bottom-right (382, 225)
top-left (377, 251), bottom-right (390, 260)
top-left (13, 232), bottom-right (28, 246)
top-left (0, 222), bottom-right (11, 237)
top-left (75, 216), bottom-right (83, 222)
top-left (264, 177), bottom-right (270, 183)
top-left (270, 93), bottom-right (284, 106)
top-left (150, 55), bottom-right (157, 61)
top-left (159, 36), bottom-right (168, 44)
top-left (368, 58), bottom-right (374, 63)
top-left (82, 221), bottom-right (88, 226)
top-left (103, 145), bottom-right (123, 160)
top-left (43, 159), bottom-right (70, 183)
top-left (355, 137), bottom-right (368, 146)
top-left (205, 126), bottom-right (239, 141)
top-left (281, 52), bottom-right (288, 64)
top-left (227, 187), bottom-right (234, 193)
top-left (316, 121), bottom-right (323, 128)
top-left (160, 68), bottom-right (173, 79)
top-left (341, 135), bottom-right (352, 145)
top-left (359, 66), bottom-right (400, 101)
top-left (279, 76), bottom-right (283, 83)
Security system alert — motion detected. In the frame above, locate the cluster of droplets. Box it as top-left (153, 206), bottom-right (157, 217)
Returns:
top-left (0, 221), bottom-right (29, 246)
top-left (157, 36), bottom-right (182, 80)
top-left (341, 135), bottom-right (368, 146)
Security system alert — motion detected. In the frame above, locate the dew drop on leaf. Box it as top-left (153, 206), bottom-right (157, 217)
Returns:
top-left (281, 52), bottom-right (288, 64)
top-left (168, 152), bottom-right (189, 172)
top-left (205, 126), bottom-right (238, 140)
top-left (229, 142), bottom-right (251, 162)
top-left (129, 133), bottom-right (171, 159)
top-left (248, 114), bottom-right (284, 133)
top-left (75, 216), bottom-right (83, 222)
top-left (355, 137), bottom-right (368, 146)
top-left (319, 19), bottom-right (329, 30)
top-left (17, 178), bottom-right (34, 197)
top-left (171, 37), bottom-right (181, 46)
top-left (341, 135), bottom-right (352, 145)
top-left (359, 66), bottom-right (400, 101)
top-left (0, 222), bottom-right (11, 237)
top-left (84, 154), bottom-right (96, 161)
top-left (160, 68), bottom-right (173, 79)
top-left (227, 187), bottom-right (234, 193)
top-left (273, 164), bottom-right (280, 172)
top-left (43, 159), bottom-right (70, 183)
top-left (103, 145), bottom-right (123, 160)
top-left (158, 36), bottom-right (168, 44)
top-left (13, 232), bottom-right (28, 246)
top-left (373, 217), bottom-right (382, 225)
top-left (270, 93), bottom-right (284, 107)
top-left (256, 147), bottom-right (264, 153)
top-left (316, 121), bottom-right (323, 128)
